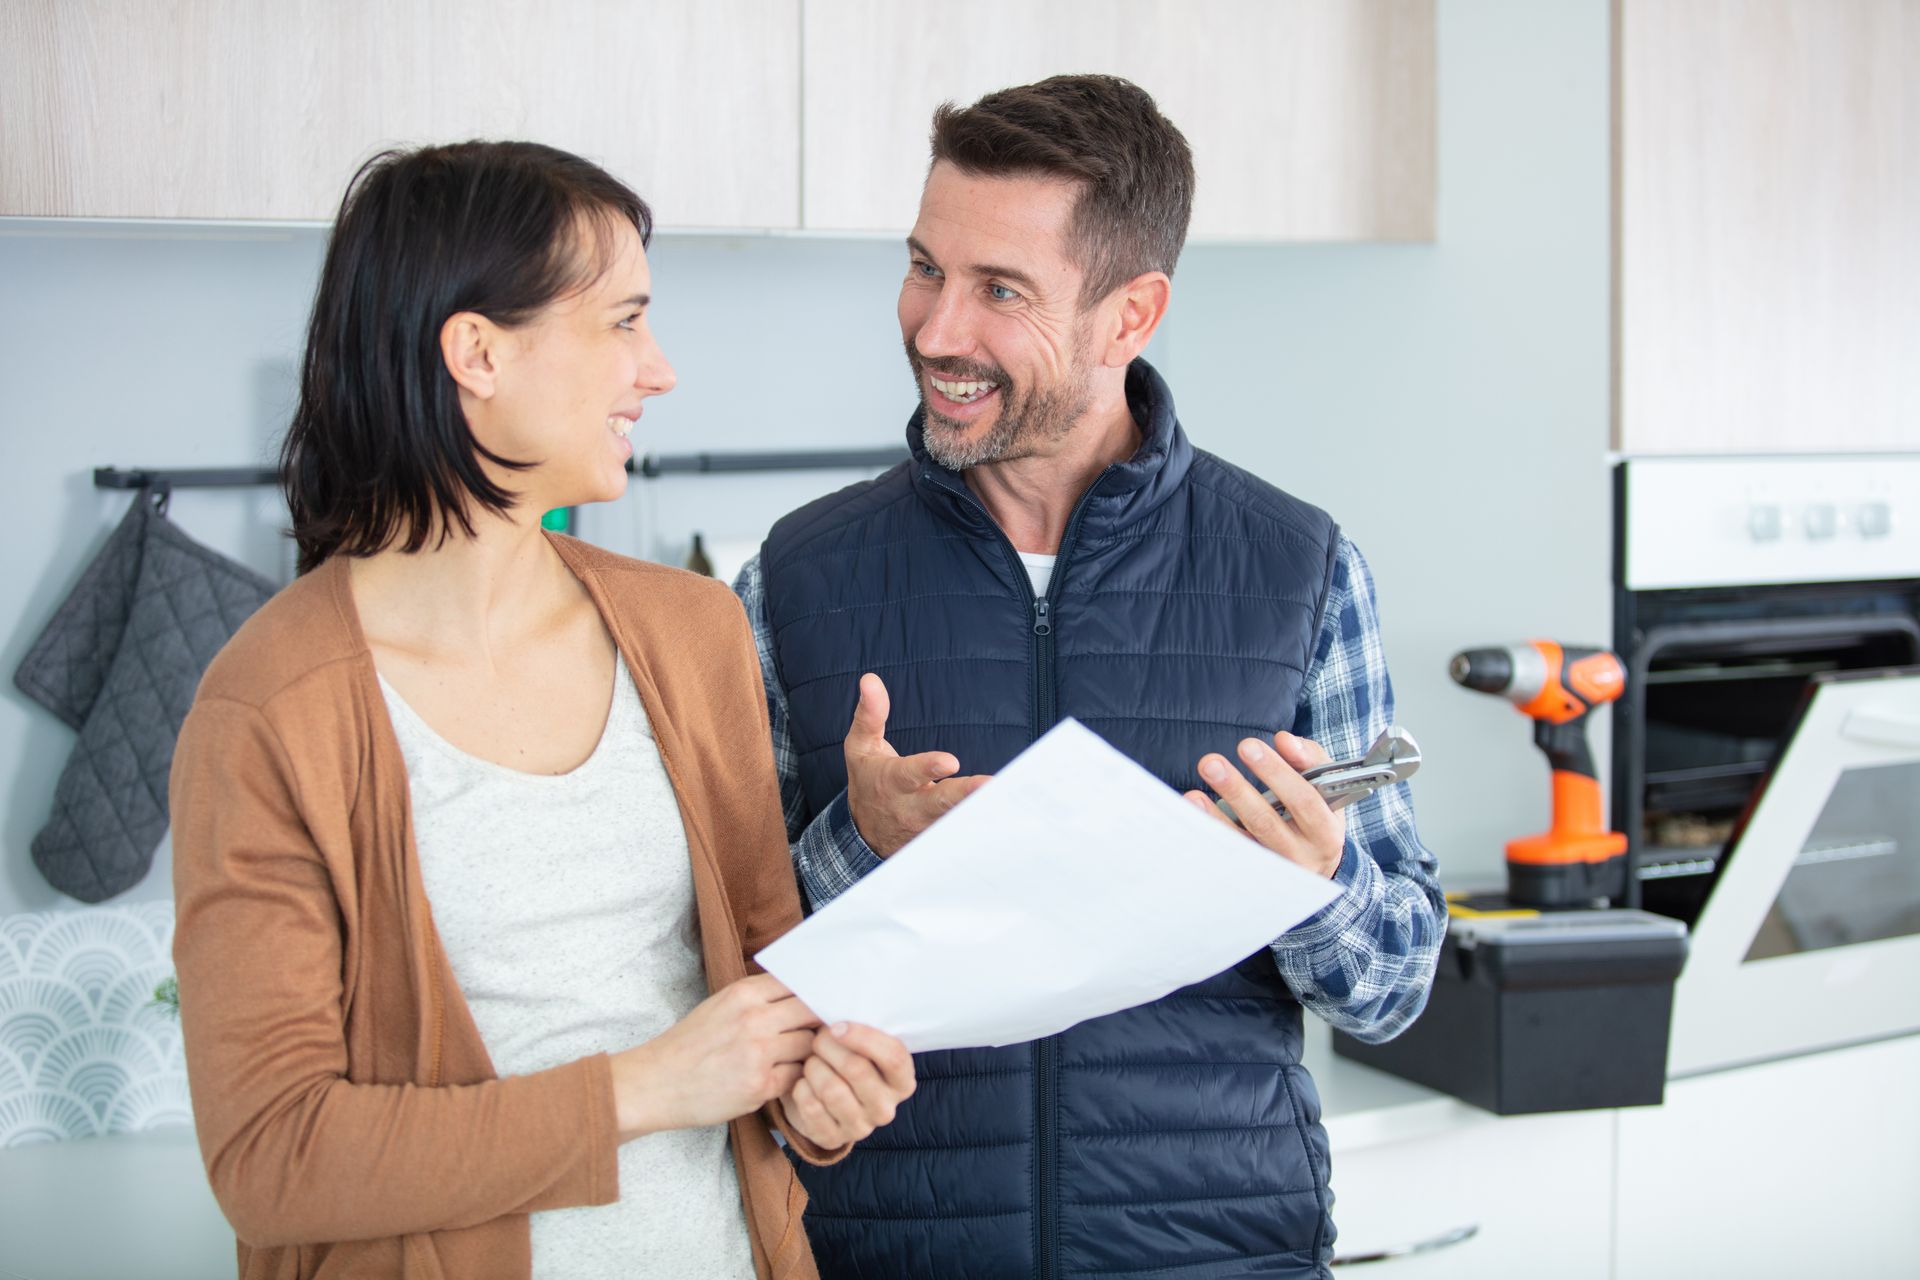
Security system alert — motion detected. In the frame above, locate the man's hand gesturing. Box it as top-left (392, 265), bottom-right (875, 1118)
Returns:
top-left (844, 673), bottom-right (991, 856)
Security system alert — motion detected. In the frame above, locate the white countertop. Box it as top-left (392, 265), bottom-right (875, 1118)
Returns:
top-left (1300, 1017), bottom-right (1496, 1151)
top-left (0, 1043), bottom-right (1483, 1279)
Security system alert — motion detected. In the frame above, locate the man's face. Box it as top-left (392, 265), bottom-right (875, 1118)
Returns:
top-left (899, 162), bottom-right (1100, 471)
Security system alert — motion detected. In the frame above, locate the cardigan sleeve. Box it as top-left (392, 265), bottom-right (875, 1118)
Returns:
top-left (715, 583), bottom-right (821, 964)
top-left (169, 695), bottom-right (622, 1248)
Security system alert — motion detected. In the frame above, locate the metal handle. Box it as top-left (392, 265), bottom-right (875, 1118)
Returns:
top-left (1841, 708), bottom-right (1920, 750)
top-left (1331, 1223), bottom-right (1480, 1267)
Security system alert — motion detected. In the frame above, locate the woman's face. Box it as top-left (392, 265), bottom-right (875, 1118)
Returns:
top-left (482, 218), bottom-right (675, 512)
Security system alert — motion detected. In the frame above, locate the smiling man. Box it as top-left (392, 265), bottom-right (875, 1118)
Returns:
top-left (734, 76), bottom-right (1444, 1279)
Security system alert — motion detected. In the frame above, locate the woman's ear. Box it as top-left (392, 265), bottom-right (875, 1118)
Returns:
top-left (440, 311), bottom-right (501, 400)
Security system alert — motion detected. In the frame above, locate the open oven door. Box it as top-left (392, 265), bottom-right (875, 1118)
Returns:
top-left (1669, 667), bottom-right (1920, 1076)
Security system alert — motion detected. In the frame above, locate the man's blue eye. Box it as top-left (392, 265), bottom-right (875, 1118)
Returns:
top-left (989, 284), bottom-right (1016, 302)
top-left (914, 260), bottom-right (939, 278)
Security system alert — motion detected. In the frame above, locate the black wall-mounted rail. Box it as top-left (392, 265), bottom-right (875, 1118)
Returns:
top-left (94, 448), bottom-right (907, 493)
top-left (634, 448), bottom-right (907, 478)
top-left (95, 466), bottom-right (275, 490)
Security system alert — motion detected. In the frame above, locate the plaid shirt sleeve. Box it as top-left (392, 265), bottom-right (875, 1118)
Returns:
top-left (734, 554), bottom-right (884, 914)
top-left (1269, 536), bottom-right (1447, 1044)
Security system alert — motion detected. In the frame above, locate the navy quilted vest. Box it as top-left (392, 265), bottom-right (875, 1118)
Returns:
top-left (763, 361), bottom-right (1342, 1279)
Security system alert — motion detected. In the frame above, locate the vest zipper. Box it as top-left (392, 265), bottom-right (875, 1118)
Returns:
top-left (1029, 588), bottom-right (1059, 1280)
top-left (1012, 502), bottom-right (1095, 1280)
top-left (919, 462), bottom-right (1105, 738)
top-left (1034, 1033), bottom-right (1058, 1280)
top-left (924, 463), bottom-right (1110, 1280)
top-left (1031, 599), bottom-right (1054, 721)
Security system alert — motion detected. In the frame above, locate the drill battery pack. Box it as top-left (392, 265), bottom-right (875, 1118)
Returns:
top-left (1333, 903), bottom-right (1688, 1115)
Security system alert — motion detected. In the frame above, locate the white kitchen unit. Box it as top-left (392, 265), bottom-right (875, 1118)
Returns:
top-left (1328, 1106), bottom-right (1614, 1277)
top-left (1614, 1033), bottom-right (1920, 1279)
top-left (0, 0), bottom-right (801, 228)
top-left (1613, 0), bottom-right (1920, 453)
top-left (7, 1021), bottom-right (1914, 1277)
top-left (1301, 1018), bottom-right (1615, 1278)
top-left (800, 0), bottom-right (1435, 240)
top-left (1606, 454), bottom-right (1920, 1274)
top-left (0, 1030), bottom-right (1489, 1280)
top-left (0, 1125), bottom-right (230, 1280)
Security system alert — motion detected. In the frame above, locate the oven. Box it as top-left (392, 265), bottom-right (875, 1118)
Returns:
top-left (1612, 455), bottom-right (1920, 1074)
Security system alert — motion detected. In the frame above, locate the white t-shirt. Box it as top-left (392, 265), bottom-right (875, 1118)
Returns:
top-left (1018, 550), bottom-right (1058, 598)
top-left (379, 652), bottom-right (755, 1280)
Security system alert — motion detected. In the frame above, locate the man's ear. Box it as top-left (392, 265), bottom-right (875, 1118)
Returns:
top-left (440, 311), bottom-right (502, 400)
top-left (1100, 271), bottom-right (1172, 368)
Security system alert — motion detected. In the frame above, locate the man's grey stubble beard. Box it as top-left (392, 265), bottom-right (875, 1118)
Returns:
top-left (911, 337), bottom-right (1095, 472)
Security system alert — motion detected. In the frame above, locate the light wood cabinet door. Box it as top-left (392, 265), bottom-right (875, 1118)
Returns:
top-left (1614, 0), bottom-right (1920, 453)
top-left (800, 0), bottom-right (1434, 241)
top-left (0, 0), bottom-right (800, 227)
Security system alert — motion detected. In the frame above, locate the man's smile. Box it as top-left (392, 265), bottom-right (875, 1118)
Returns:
top-left (928, 373), bottom-right (998, 405)
top-left (923, 367), bottom-right (1006, 423)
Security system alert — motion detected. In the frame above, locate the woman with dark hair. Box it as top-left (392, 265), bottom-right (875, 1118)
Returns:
top-left (168, 141), bottom-right (911, 1279)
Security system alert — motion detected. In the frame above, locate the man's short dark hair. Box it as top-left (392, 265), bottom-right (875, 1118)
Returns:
top-left (281, 140), bottom-right (652, 575)
top-left (929, 74), bottom-right (1194, 305)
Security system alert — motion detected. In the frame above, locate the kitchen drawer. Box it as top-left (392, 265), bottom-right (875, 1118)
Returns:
top-left (1328, 1108), bottom-right (1613, 1276)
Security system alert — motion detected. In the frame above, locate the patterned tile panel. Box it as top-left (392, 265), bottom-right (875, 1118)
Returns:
top-left (0, 901), bottom-right (189, 1147)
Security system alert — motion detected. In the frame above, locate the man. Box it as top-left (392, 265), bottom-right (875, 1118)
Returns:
top-left (734, 75), bottom-right (1443, 1279)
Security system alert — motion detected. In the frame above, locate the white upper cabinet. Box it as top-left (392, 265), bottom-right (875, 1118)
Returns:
top-left (0, 0), bottom-right (801, 228)
top-left (800, 0), bottom-right (1435, 241)
top-left (1614, 0), bottom-right (1920, 454)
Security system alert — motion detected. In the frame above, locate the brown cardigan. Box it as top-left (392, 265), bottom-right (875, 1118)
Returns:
top-left (170, 535), bottom-right (840, 1279)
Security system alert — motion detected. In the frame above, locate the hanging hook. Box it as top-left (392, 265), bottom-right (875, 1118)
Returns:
top-left (147, 477), bottom-right (173, 518)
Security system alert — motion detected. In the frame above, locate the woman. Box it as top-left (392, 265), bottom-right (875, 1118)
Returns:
top-left (169, 141), bottom-right (912, 1279)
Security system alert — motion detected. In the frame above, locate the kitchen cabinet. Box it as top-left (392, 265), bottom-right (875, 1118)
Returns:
top-left (1327, 1107), bottom-right (1613, 1276)
top-left (8, 1030), bottom-right (1916, 1276)
top-left (0, 0), bottom-right (800, 227)
top-left (1613, 0), bottom-right (1920, 454)
top-left (4, 0), bottom-right (1432, 241)
top-left (1613, 1033), bottom-right (1920, 1278)
top-left (799, 0), bottom-right (1436, 240)
top-left (0, 1127), bottom-right (231, 1280)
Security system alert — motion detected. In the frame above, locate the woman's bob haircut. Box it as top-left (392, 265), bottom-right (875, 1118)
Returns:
top-left (281, 140), bottom-right (653, 575)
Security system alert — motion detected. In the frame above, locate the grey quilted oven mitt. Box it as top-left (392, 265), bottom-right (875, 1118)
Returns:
top-left (14, 490), bottom-right (277, 902)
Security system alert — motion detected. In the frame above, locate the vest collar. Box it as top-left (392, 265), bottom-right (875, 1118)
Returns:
top-left (906, 357), bottom-right (1194, 540)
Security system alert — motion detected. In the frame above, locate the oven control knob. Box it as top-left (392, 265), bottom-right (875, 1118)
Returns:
top-left (1803, 503), bottom-right (1837, 540)
top-left (1747, 503), bottom-right (1783, 542)
top-left (1857, 501), bottom-right (1892, 539)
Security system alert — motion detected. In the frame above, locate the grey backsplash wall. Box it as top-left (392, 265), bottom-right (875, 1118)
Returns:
top-left (0, 0), bottom-right (1609, 918)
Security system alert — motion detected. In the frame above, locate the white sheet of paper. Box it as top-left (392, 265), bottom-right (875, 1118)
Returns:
top-left (755, 718), bottom-right (1343, 1053)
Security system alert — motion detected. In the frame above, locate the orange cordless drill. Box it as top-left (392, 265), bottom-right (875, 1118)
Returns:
top-left (1451, 641), bottom-right (1629, 909)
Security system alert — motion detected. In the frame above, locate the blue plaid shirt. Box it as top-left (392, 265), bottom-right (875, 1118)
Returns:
top-left (734, 535), bottom-right (1444, 1043)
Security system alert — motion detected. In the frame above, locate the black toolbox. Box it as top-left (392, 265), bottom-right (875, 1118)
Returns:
top-left (1332, 907), bottom-right (1689, 1115)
